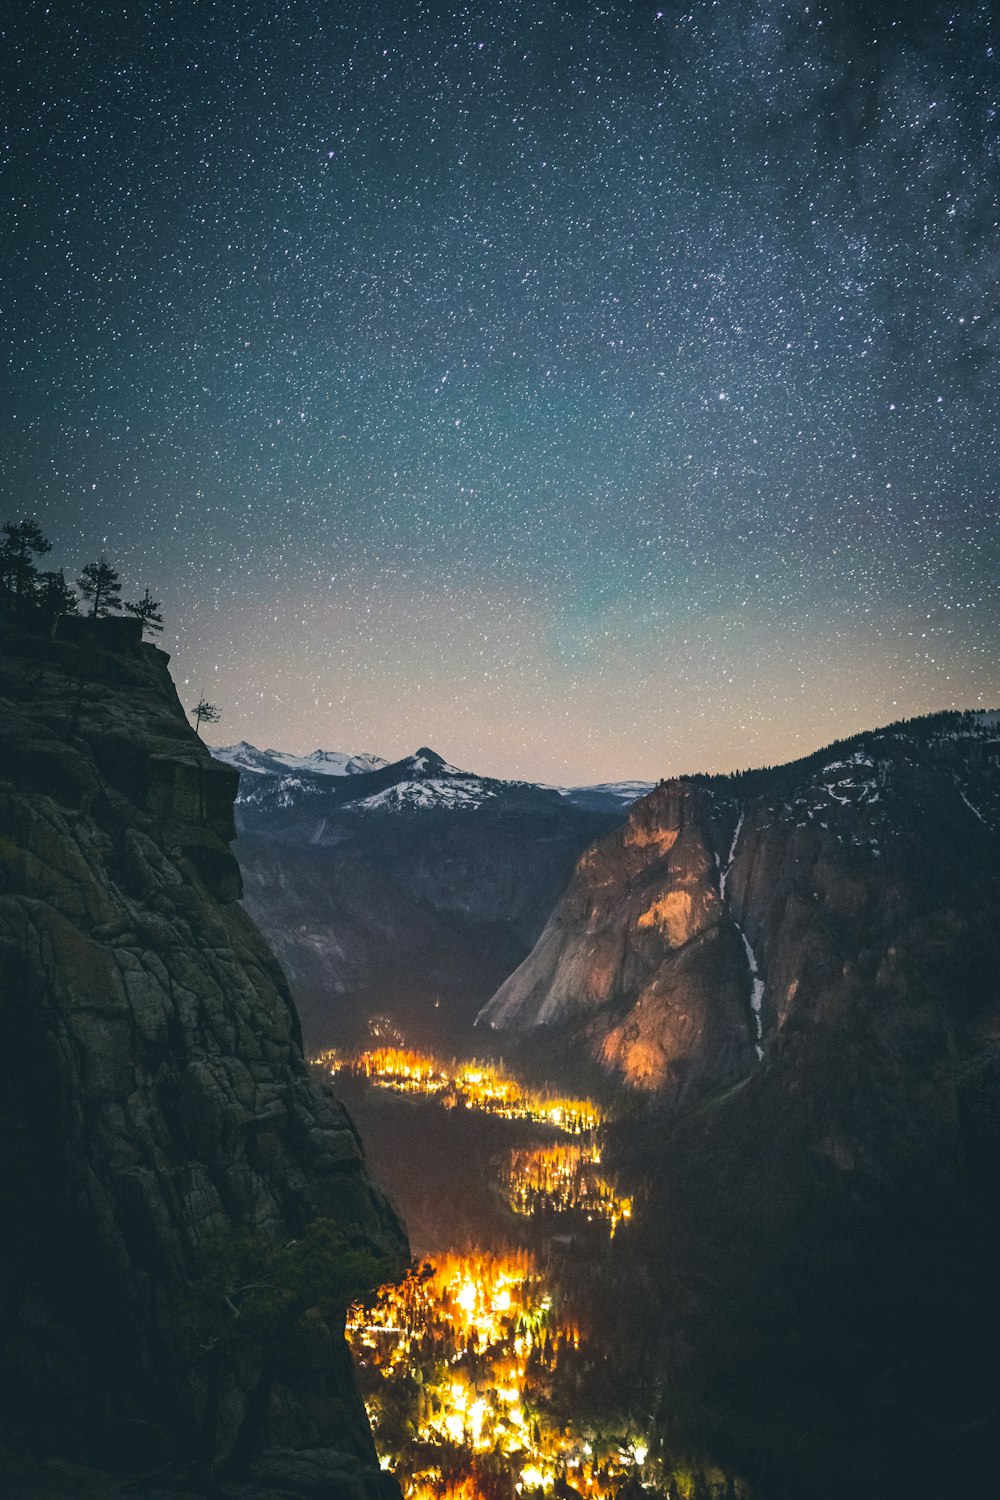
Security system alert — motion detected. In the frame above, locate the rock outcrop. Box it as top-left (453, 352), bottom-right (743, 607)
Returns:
top-left (480, 713), bottom-right (1000, 1100)
top-left (479, 780), bottom-right (755, 1095)
top-left (0, 619), bottom-right (408, 1497)
top-left (480, 711), bottom-right (1000, 1496)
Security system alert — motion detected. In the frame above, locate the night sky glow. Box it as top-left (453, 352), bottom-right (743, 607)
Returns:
top-left (3, 1), bottom-right (998, 782)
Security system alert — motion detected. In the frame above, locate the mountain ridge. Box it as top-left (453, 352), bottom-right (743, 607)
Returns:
top-left (479, 706), bottom-right (1000, 1088)
top-left (212, 740), bottom-right (654, 817)
top-left (221, 741), bottom-right (626, 1048)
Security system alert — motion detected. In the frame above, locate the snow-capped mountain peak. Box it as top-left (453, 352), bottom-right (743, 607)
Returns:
top-left (401, 747), bottom-right (466, 778)
top-left (211, 739), bottom-right (654, 820)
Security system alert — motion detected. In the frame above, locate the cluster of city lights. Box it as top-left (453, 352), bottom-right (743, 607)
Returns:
top-left (325, 1031), bottom-right (651, 1494)
top-left (348, 1249), bottom-right (652, 1499)
top-left (314, 1045), bottom-right (603, 1134)
top-left (502, 1143), bottom-right (633, 1237)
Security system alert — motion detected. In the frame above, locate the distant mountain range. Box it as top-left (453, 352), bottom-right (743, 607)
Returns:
top-left (211, 741), bottom-right (638, 1044)
top-left (212, 740), bottom-right (654, 816)
top-left (214, 741), bottom-right (389, 779)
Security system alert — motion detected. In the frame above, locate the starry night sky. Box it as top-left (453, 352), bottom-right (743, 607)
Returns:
top-left (3, 1), bottom-right (998, 782)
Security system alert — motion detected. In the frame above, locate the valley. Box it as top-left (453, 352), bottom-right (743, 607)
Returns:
top-left (7, 6), bottom-right (999, 1498)
top-left (219, 743), bottom-right (628, 1047)
top-left (0, 605), bottom-right (996, 1500)
top-left (316, 1029), bottom-right (733, 1500)
top-left (235, 710), bottom-right (1000, 1500)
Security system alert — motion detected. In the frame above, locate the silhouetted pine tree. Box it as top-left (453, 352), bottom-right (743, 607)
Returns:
top-left (0, 518), bottom-right (52, 615)
top-left (124, 586), bottom-right (164, 636)
top-left (36, 569), bottom-right (78, 634)
top-left (190, 697), bottom-right (221, 734)
top-left (77, 556), bottom-right (123, 618)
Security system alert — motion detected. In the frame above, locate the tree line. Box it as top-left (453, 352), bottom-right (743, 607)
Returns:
top-left (2, 517), bottom-right (220, 735)
top-left (0, 517), bottom-right (163, 636)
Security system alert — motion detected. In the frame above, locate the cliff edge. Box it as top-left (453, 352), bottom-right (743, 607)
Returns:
top-left (0, 618), bottom-right (408, 1497)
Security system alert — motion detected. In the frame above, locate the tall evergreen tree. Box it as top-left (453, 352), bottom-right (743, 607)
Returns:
top-left (124, 587), bottom-right (164, 636)
top-left (77, 556), bottom-right (123, 618)
top-left (36, 569), bottom-right (78, 631)
top-left (0, 518), bottom-right (52, 614)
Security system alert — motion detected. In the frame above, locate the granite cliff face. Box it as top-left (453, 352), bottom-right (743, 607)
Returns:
top-left (480, 713), bottom-right (1000, 1099)
top-left (479, 781), bottom-right (756, 1096)
top-left (480, 712), bottom-right (1000, 1496)
top-left (0, 620), bottom-right (408, 1497)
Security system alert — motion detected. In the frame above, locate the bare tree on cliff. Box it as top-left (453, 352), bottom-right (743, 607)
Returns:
top-left (125, 587), bottom-right (164, 637)
top-left (77, 557), bottom-right (123, 618)
top-left (0, 518), bottom-right (52, 616)
top-left (191, 697), bottom-right (221, 735)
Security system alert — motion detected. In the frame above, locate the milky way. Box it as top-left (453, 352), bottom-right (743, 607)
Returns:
top-left (2, 1), bottom-right (998, 781)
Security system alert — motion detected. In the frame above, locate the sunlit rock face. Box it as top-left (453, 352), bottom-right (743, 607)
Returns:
top-left (479, 711), bottom-right (1000, 1492)
top-left (0, 620), bottom-right (407, 1495)
top-left (480, 713), bottom-right (1000, 1110)
top-left (480, 780), bottom-right (753, 1095)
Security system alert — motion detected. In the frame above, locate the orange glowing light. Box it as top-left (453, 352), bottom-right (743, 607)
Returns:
top-left (315, 1044), bottom-right (603, 1133)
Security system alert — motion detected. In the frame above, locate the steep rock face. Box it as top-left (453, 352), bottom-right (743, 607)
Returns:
top-left (480, 713), bottom-right (1000, 1495)
top-left (0, 621), bottom-right (407, 1495)
top-left (480, 782), bottom-right (755, 1095)
top-left (480, 715), bottom-right (1000, 1102)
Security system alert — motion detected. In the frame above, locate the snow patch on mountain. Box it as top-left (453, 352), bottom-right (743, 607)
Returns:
top-left (212, 742), bottom-right (387, 778)
top-left (559, 780), bottom-right (654, 802)
top-left (213, 739), bottom-right (652, 819)
top-left (354, 777), bottom-right (500, 813)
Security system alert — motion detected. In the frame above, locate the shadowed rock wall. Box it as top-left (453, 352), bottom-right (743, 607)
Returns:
top-left (0, 621), bottom-right (408, 1497)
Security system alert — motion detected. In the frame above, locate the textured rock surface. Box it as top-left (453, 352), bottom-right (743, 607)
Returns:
top-left (480, 714), bottom-right (1000, 1100)
top-left (480, 781), bottom-right (755, 1096)
top-left (481, 712), bottom-right (1000, 1495)
top-left (0, 620), bottom-right (407, 1495)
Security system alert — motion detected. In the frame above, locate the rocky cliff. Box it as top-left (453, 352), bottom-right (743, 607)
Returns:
top-left (479, 779), bottom-right (757, 1097)
top-left (480, 712), bottom-right (1000, 1496)
top-left (480, 713), bottom-right (1000, 1096)
top-left (0, 619), bottom-right (408, 1498)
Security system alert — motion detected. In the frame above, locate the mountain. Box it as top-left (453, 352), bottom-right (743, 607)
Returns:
top-left (480, 710), bottom-right (1000, 1091)
top-left (213, 740), bottom-right (654, 818)
top-left (213, 740), bottom-right (388, 779)
top-left (478, 709), bottom-right (1000, 1496)
top-left (0, 616), bottom-right (407, 1498)
top-left (554, 779), bottom-right (657, 814)
top-left (225, 743), bottom-right (544, 819)
top-left (214, 743), bottom-right (628, 1047)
